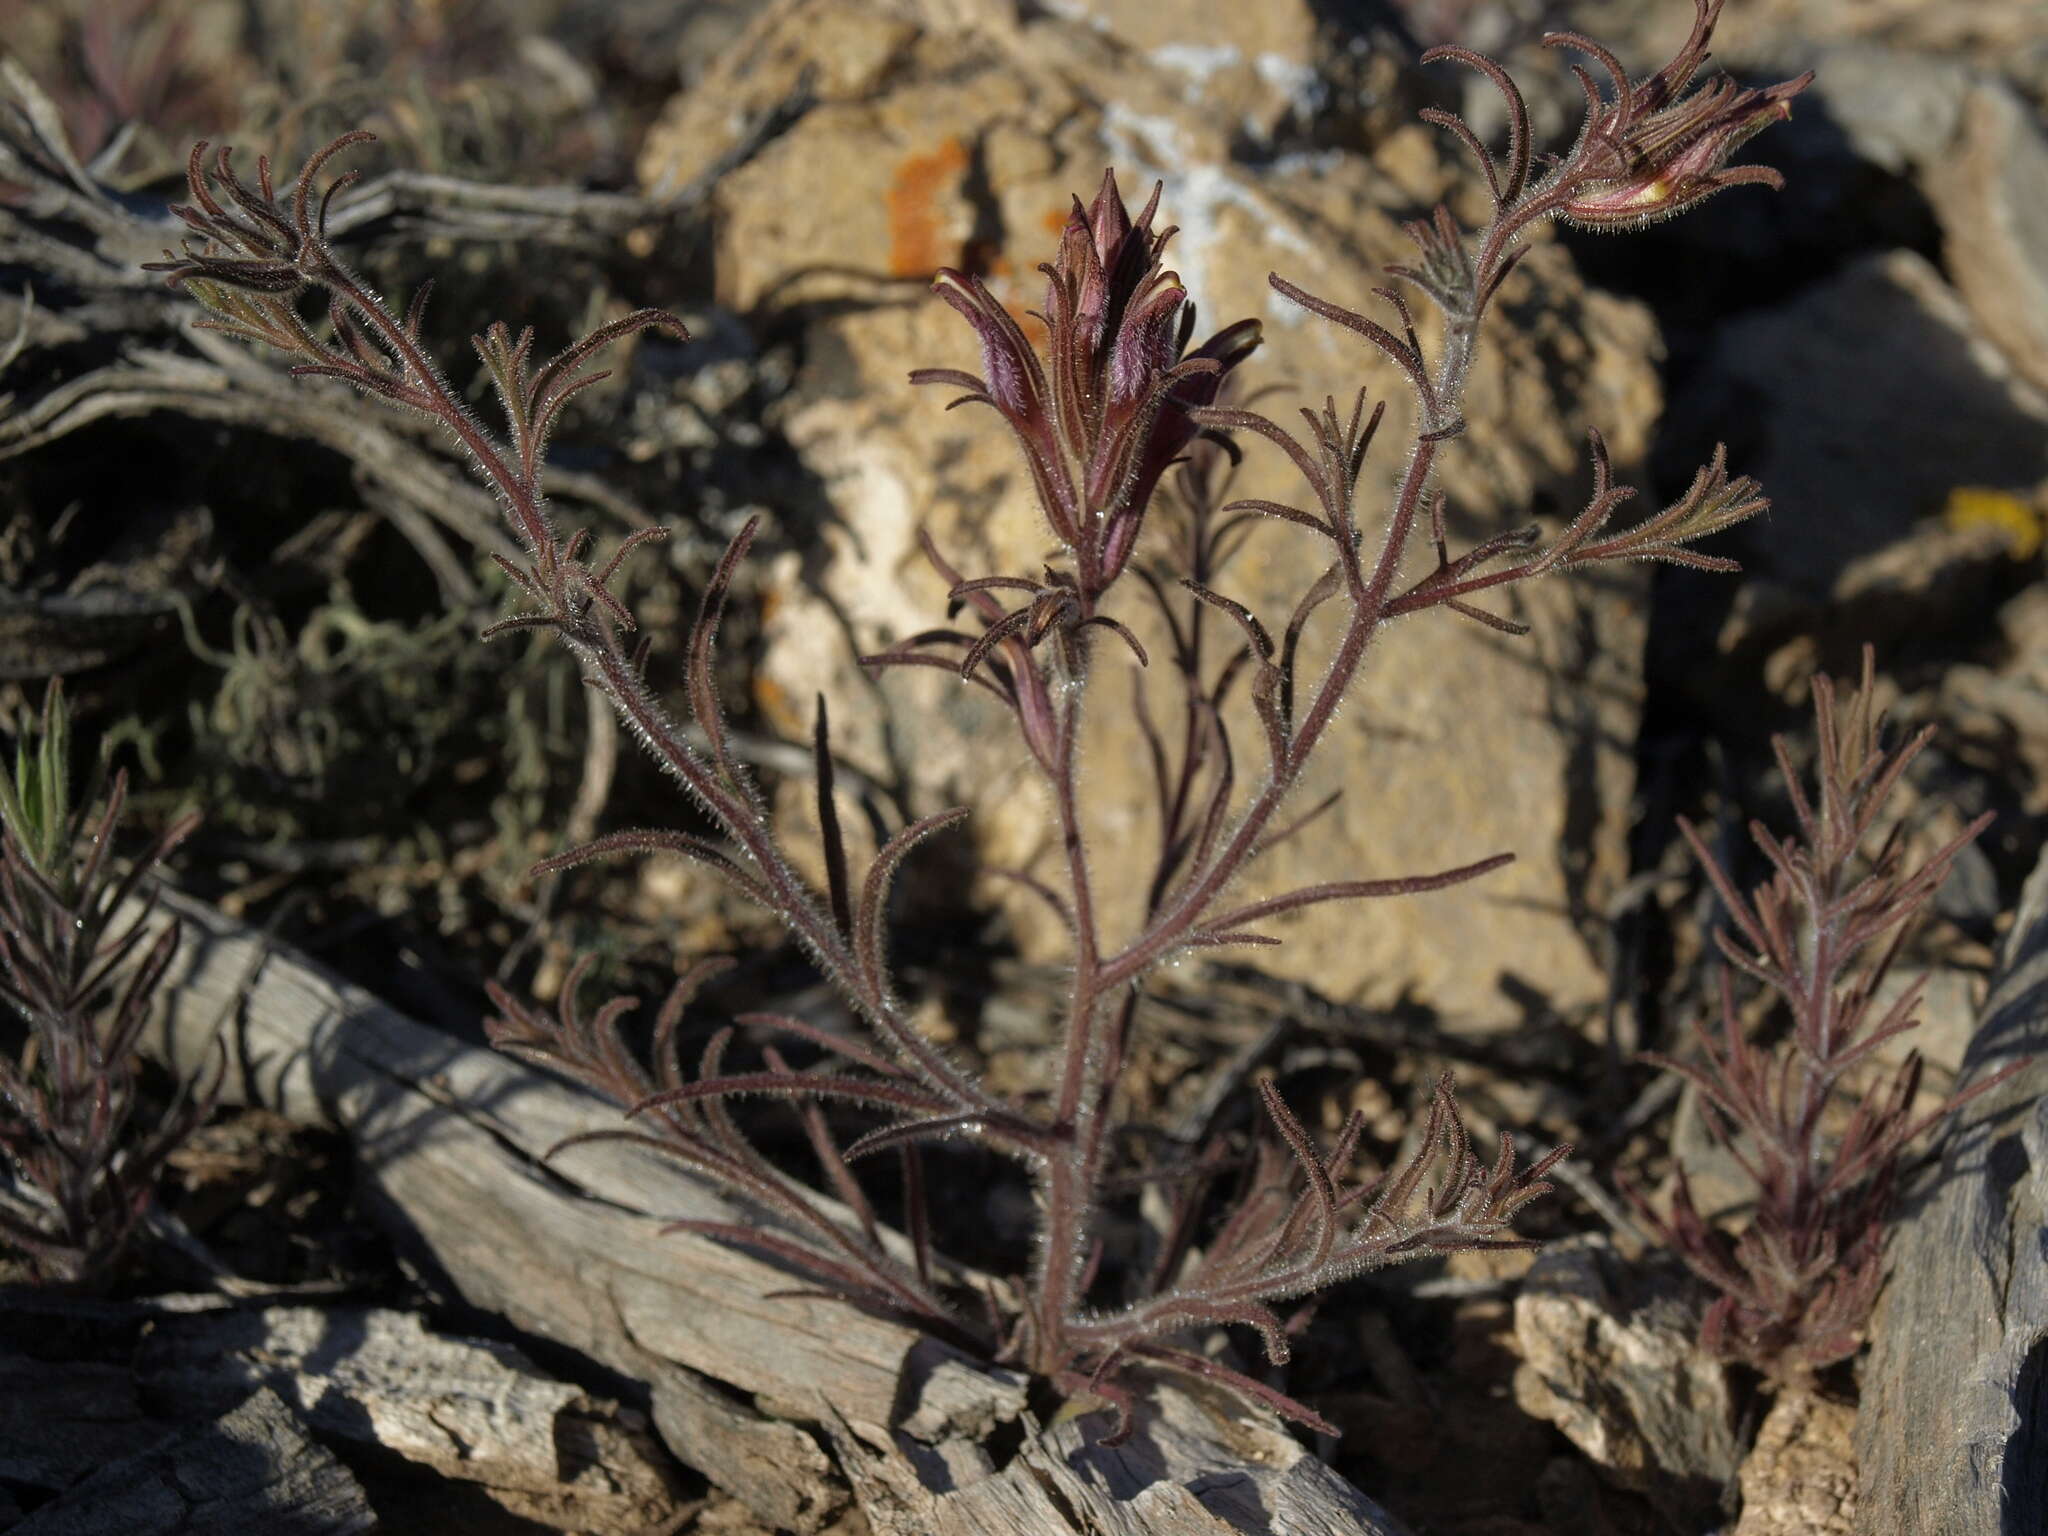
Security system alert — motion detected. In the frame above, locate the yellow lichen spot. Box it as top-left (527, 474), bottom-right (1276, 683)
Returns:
top-left (1943, 486), bottom-right (2043, 560)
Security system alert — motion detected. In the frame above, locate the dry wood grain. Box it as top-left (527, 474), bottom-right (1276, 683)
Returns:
top-left (138, 1304), bottom-right (685, 1526)
top-left (138, 887), bottom-right (1411, 1535)
top-left (10, 1387), bottom-right (374, 1536)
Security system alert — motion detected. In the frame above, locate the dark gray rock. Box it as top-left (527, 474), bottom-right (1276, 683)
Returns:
top-left (1668, 249), bottom-right (2048, 600)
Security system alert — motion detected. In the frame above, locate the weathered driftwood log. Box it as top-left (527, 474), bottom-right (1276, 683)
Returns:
top-left (1854, 850), bottom-right (2048, 1535)
top-left (0, 1287), bottom-right (681, 1532)
top-left (138, 1304), bottom-right (687, 1529)
top-left (10, 1386), bottom-right (374, 1536)
top-left (140, 888), bottom-right (1410, 1535)
top-left (0, 1345), bottom-right (164, 1505)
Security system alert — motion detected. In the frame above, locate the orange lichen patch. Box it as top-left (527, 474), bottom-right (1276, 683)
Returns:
top-left (752, 672), bottom-right (807, 740)
top-left (887, 137), bottom-right (971, 278)
top-left (1013, 303), bottom-right (1050, 344)
top-left (962, 238), bottom-right (1010, 279)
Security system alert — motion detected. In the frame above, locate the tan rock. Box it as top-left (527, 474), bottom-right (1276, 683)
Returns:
top-left (1940, 569), bottom-right (2048, 810)
top-left (637, 0), bottom-right (926, 200)
top-left (1733, 1391), bottom-right (1858, 1536)
top-left (1796, 50), bottom-right (2048, 402)
top-left (1747, 0), bottom-right (2048, 71)
top-left (708, 60), bottom-right (1041, 310)
top-left (1927, 81), bottom-right (2048, 399)
top-left (1571, 0), bottom-right (2048, 80)
top-left (1513, 1237), bottom-right (1740, 1532)
top-left (1047, 0), bottom-right (1324, 145)
top-left (682, 0), bottom-right (1668, 1019)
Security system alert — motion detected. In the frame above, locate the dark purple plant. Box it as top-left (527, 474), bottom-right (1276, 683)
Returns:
top-left (0, 680), bottom-right (208, 1287)
top-left (1631, 652), bottom-right (2020, 1381)
top-left (916, 171), bottom-right (1261, 610)
top-left (146, 0), bottom-right (1802, 1437)
top-left (1542, 0), bottom-right (1810, 229)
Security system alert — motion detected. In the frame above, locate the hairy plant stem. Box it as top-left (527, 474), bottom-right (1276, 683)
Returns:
top-left (1026, 194), bottom-right (1548, 1366)
top-left (1785, 850), bottom-right (1847, 1252)
top-left (1035, 661), bottom-right (1105, 1355)
top-left (316, 253), bottom-right (1030, 1147)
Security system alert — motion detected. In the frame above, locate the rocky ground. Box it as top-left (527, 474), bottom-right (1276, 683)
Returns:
top-left (1, 0), bottom-right (2045, 1532)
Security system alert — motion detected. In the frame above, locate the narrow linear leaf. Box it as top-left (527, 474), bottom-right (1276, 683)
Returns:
top-left (813, 695), bottom-right (853, 938)
top-left (855, 807), bottom-right (970, 992)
